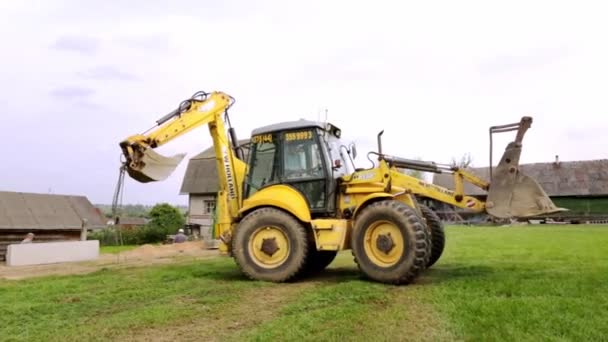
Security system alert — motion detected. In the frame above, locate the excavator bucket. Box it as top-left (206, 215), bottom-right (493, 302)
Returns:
top-left (125, 148), bottom-right (186, 183)
top-left (485, 117), bottom-right (567, 219)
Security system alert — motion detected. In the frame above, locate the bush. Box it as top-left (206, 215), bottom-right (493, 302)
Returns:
top-left (88, 225), bottom-right (176, 246)
top-left (88, 227), bottom-right (123, 246)
top-left (89, 203), bottom-right (186, 246)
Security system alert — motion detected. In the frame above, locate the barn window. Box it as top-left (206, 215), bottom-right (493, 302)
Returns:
top-left (204, 200), bottom-right (216, 214)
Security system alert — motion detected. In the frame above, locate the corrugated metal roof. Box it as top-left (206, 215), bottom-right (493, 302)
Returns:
top-left (0, 191), bottom-right (106, 230)
top-left (432, 159), bottom-right (608, 197)
top-left (180, 139), bottom-right (250, 195)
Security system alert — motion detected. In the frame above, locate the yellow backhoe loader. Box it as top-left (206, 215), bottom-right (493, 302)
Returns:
top-left (118, 90), bottom-right (566, 284)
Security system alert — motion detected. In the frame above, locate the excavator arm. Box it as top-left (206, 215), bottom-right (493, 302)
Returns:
top-left (120, 91), bottom-right (233, 182)
top-left (118, 90), bottom-right (247, 224)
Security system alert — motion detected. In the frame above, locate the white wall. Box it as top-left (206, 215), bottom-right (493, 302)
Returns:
top-left (188, 194), bottom-right (216, 219)
top-left (6, 240), bottom-right (99, 266)
top-left (189, 194), bottom-right (206, 216)
top-left (188, 194), bottom-right (216, 241)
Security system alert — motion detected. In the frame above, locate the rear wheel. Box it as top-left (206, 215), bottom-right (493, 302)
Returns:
top-left (232, 207), bottom-right (309, 282)
top-left (419, 204), bottom-right (446, 268)
top-left (351, 199), bottom-right (428, 285)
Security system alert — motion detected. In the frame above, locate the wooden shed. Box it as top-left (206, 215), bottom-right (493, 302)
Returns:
top-left (0, 191), bottom-right (106, 261)
top-left (114, 216), bottom-right (148, 229)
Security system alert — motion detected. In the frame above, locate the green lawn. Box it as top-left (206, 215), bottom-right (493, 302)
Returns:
top-left (1, 225), bottom-right (607, 341)
top-left (423, 225), bottom-right (608, 341)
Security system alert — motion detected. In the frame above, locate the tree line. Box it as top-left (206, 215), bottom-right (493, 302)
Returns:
top-left (95, 203), bottom-right (188, 219)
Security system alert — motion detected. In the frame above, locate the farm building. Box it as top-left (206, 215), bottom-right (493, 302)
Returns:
top-left (113, 216), bottom-right (148, 229)
top-left (429, 158), bottom-right (608, 222)
top-left (0, 191), bottom-right (107, 261)
top-left (179, 139), bottom-right (250, 239)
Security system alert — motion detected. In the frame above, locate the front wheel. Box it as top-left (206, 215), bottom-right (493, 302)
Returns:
top-left (351, 199), bottom-right (429, 285)
top-left (232, 207), bottom-right (309, 282)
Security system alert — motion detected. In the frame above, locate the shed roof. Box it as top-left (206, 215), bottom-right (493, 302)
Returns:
top-left (432, 159), bottom-right (608, 197)
top-left (0, 191), bottom-right (107, 230)
top-left (180, 139), bottom-right (250, 195)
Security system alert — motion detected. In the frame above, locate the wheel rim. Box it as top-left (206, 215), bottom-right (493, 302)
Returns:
top-left (363, 220), bottom-right (404, 267)
top-left (249, 225), bottom-right (290, 269)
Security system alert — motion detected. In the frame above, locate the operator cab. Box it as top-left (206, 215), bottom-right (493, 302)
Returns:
top-left (244, 119), bottom-right (354, 217)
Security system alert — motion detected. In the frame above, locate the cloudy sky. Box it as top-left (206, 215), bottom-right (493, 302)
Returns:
top-left (1, 1), bottom-right (607, 206)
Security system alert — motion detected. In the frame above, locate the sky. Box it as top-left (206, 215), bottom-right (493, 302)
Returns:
top-left (1, 1), bottom-right (607, 206)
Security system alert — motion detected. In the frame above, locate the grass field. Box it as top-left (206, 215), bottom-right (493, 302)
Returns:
top-left (2, 225), bottom-right (607, 341)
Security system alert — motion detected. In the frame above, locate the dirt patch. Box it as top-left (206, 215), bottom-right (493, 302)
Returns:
top-left (0, 241), bottom-right (220, 281)
top-left (115, 241), bottom-right (215, 261)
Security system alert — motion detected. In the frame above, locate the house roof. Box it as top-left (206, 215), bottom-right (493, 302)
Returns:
top-left (432, 159), bottom-right (608, 197)
top-left (180, 139), bottom-right (250, 195)
top-left (0, 191), bottom-right (107, 230)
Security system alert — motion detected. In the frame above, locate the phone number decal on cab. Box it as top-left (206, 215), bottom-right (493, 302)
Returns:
top-left (285, 131), bottom-right (313, 141)
top-left (252, 134), bottom-right (272, 143)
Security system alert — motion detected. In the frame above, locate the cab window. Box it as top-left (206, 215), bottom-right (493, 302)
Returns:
top-left (245, 133), bottom-right (279, 197)
top-left (283, 130), bottom-right (324, 180)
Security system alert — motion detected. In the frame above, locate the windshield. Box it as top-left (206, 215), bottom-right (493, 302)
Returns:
top-left (283, 134), bottom-right (325, 180)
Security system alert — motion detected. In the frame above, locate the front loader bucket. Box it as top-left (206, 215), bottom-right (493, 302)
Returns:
top-left (485, 121), bottom-right (567, 219)
top-left (125, 148), bottom-right (186, 183)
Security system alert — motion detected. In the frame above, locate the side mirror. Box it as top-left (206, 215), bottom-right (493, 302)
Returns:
top-left (349, 143), bottom-right (357, 159)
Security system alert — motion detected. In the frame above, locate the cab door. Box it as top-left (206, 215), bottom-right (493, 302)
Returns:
top-left (280, 128), bottom-right (332, 215)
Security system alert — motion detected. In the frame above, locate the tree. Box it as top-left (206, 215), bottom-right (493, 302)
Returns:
top-left (403, 168), bottom-right (425, 180)
top-left (131, 203), bottom-right (186, 244)
top-left (95, 203), bottom-right (151, 218)
top-left (148, 203), bottom-right (185, 231)
top-left (450, 152), bottom-right (473, 169)
top-left (400, 156), bottom-right (427, 180)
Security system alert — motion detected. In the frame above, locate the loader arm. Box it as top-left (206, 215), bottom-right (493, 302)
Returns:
top-left (387, 162), bottom-right (490, 213)
top-left (378, 116), bottom-right (566, 219)
top-left (118, 90), bottom-right (247, 225)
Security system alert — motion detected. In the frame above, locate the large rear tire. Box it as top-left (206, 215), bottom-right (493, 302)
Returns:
top-left (351, 199), bottom-right (428, 285)
top-left (419, 204), bottom-right (446, 268)
top-left (232, 207), bottom-right (309, 282)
